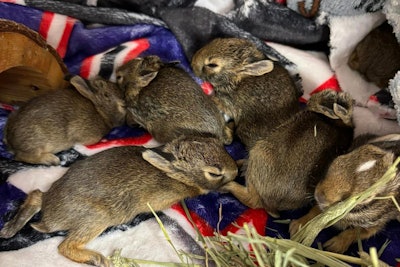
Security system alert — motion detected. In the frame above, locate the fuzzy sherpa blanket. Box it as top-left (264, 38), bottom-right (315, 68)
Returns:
top-left (1, 0), bottom-right (400, 266)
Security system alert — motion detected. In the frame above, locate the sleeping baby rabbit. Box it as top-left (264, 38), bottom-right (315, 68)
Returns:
top-left (115, 55), bottom-right (233, 145)
top-left (191, 37), bottom-right (303, 148)
top-left (348, 22), bottom-right (400, 88)
top-left (0, 135), bottom-right (238, 267)
top-left (290, 134), bottom-right (400, 253)
top-left (3, 75), bottom-right (126, 165)
top-left (221, 89), bottom-right (354, 217)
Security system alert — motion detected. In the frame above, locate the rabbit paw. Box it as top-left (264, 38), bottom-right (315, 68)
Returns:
top-left (323, 235), bottom-right (351, 254)
top-left (289, 206), bottom-right (321, 238)
top-left (87, 254), bottom-right (111, 267)
top-left (289, 219), bottom-right (303, 237)
top-left (0, 223), bottom-right (17, 239)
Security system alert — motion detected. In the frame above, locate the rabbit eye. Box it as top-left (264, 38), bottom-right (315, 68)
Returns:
top-left (208, 172), bottom-right (223, 179)
top-left (206, 63), bottom-right (218, 68)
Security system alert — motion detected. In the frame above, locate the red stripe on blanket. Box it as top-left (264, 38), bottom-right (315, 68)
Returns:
top-left (56, 17), bottom-right (76, 58)
top-left (171, 203), bottom-right (268, 237)
top-left (310, 75), bottom-right (341, 95)
top-left (80, 56), bottom-right (94, 79)
top-left (299, 97), bottom-right (307, 103)
top-left (38, 11), bottom-right (54, 40)
top-left (172, 203), bottom-right (215, 236)
top-left (85, 133), bottom-right (153, 149)
top-left (122, 38), bottom-right (150, 64)
top-left (219, 208), bottom-right (268, 236)
top-left (201, 81), bottom-right (214, 95)
top-left (369, 95), bottom-right (379, 103)
top-left (0, 103), bottom-right (15, 111)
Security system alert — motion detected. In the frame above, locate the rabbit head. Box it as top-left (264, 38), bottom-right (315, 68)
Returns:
top-left (307, 89), bottom-right (355, 128)
top-left (116, 55), bottom-right (164, 94)
top-left (69, 75), bottom-right (126, 128)
top-left (143, 135), bottom-right (238, 191)
top-left (315, 144), bottom-right (399, 211)
top-left (191, 38), bottom-right (274, 92)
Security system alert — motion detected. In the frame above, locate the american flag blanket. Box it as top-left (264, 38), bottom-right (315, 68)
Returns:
top-left (0, 0), bottom-right (400, 266)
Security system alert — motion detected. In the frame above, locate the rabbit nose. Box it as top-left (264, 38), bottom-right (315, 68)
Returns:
top-left (314, 190), bottom-right (326, 206)
top-left (201, 65), bottom-right (208, 75)
top-left (225, 168), bottom-right (238, 181)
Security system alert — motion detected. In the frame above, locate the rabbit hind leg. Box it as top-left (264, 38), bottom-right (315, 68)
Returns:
top-left (289, 205), bottom-right (321, 237)
top-left (58, 225), bottom-right (110, 267)
top-left (14, 149), bottom-right (60, 165)
top-left (0, 189), bottom-right (43, 238)
top-left (222, 124), bottom-right (234, 145)
top-left (323, 225), bottom-right (381, 253)
top-left (222, 181), bottom-right (263, 209)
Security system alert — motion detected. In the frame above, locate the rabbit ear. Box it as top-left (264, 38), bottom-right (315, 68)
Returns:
top-left (313, 103), bottom-right (353, 127)
top-left (333, 103), bottom-right (349, 117)
top-left (142, 149), bottom-right (175, 173)
top-left (333, 103), bottom-right (353, 126)
top-left (369, 134), bottom-right (400, 143)
top-left (240, 60), bottom-right (274, 76)
top-left (313, 105), bottom-right (339, 119)
top-left (381, 150), bottom-right (395, 166)
top-left (69, 75), bottom-right (96, 101)
top-left (138, 71), bottom-right (158, 87)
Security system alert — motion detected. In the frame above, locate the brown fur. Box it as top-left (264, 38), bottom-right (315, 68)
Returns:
top-left (348, 22), bottom-right (400, 88)
top-left (0, 135), bottom-right (238, 267)
top-left (116, 55), bottom-right (233, 145)
top-left (222, 90), bottom-right (354, 217)
top-left (191, 37), bottom-right (302, 148)
top-left (3, 76), bottom-right (126, 165)
top-left (290, 134), bottom-right (400, 253)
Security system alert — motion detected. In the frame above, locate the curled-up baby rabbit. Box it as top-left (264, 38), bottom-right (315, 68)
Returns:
top-left (290, 134), bottom-right (400, 254)
top-left (0, 135), bottom-right (238, 267)
top-left (3, 76), bottom-right (126, 166)
top-left (115, 55), bottom-right (233, 145)
top-left (221, 89), bottom-right (354, 217)
top-left (348, 22), bottom-right (400, 88)
top-left (191, 37), bottom-right (303, 148)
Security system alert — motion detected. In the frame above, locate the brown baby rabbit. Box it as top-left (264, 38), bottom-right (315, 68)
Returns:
top-left (348, 22), bottom-right (400, 88)
top-left (191, 37), bottom-right (303, 148)
top-left (3, 75), bottom-right (126, 165)
top-left (290, 134), bottom-right (400, 253)
top-left (116, 55), bottom-right (233, 144)
top-left (221, 89), bottom-right (354, 217)
top-left (0, 135), bottom-right (238, 267)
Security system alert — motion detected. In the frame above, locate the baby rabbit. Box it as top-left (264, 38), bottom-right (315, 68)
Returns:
top-left (116, 55), bottom-right (233, 144)
top-left (290, 134), bottom-right (400, 253)
top-left (191, 37), bottom-right (303, 148)
top-left (348, 22), bottom-right (400, 88)
top-left (3, 75), bottom-right (126, 166)
top-left (0, 135), bottom-right (238, 267)
top-left (221, 89), bottom-right (354, 217)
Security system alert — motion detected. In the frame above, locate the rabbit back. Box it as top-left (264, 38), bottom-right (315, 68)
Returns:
top-left (36, 146), bottom-right (199, 232)
top-left (247, 110), bottom-right (353, 213)
top-left (4, 88), bottom-right (111, 164)
top-left (131, 66), bottom-right (228, 143)
top-left (232, 63), bottom-right (301, 147)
